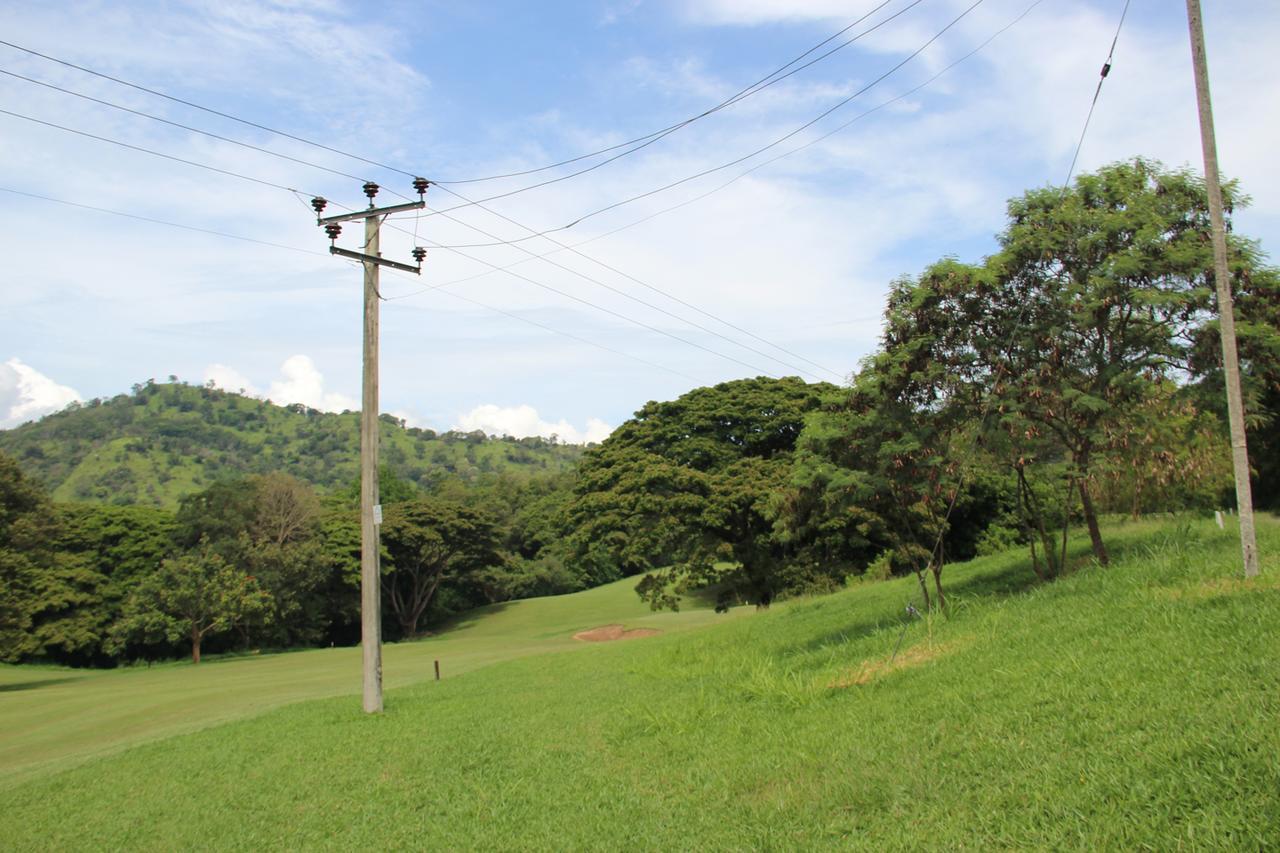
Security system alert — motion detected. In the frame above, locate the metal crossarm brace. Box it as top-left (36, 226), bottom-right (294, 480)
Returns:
top-left (317, 199), bottom-right (426, 225)
top-left (329, 245), bottom-right (422, 274)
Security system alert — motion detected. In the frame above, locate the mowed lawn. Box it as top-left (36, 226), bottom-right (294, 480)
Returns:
top-left (2, 516), bottom-right (1277, 849)
top-left (0, 576), bottom-right (744, 787)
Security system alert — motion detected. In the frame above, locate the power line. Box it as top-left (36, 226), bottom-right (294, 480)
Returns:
top-left (380, 267), bottom-right (700, 383)
top-left (415, 0), bottom-right (945, 217)
top-left (400, 224), bottom-right (786, 379)
top-left (0, 182), bottom-right (698, 382)
top-left (403, 197), bottom-right (833, 380)
top-left (422, 0), bottom-right (988, 243)
top-left (436, 0), bottom-right (915, 185)
top-left (0, 107), bottom-right (319, 196)
top-left (385, 0), bottom-right (1044, 344)
top-left (1064, 0), bottom-right (1132, 186)
top-left (1, 51), bottom-right (841, 377)
top-left (0, 37), bottom-right (419, 181)
top-left (0, 185), bottom-right (326, 255)
top-left (430, 182), bottom-right (844, 380)
top-left (0, 105), bottom-right (808, 379)
top-left (0, 67), bottom-right (371, 184)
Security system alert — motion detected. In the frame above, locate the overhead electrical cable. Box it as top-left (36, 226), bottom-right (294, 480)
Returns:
top-left (0, 107), bottom-right (805, 378)
top-left (429, 182), bottom-right (844, 380)
top-left (0, 107), bottom-right (319, 196)
top-left (394, 223), bottom-right (785, 379)
top-left (436, 0), bottom-right (915, 185)
top-left (388, 0), bottom-right (1044, 350)
top-left (1, 54), bottom-right (840, 376)
top-left (0, 37), bottom-right (418, 180)
top-left (0, 183), bottom-right (698, 382)
top-left (380, 266), bottom-right (700, 383)
top-left (0, 1), bottom-right (912, 193)
top-left (1064, 0), bottom-right (1132, 185)
top-left (403, 0), bottom-right (1045, 378)
top-left (422, 0), bottom-right (988, 244)
top-left (0, 185), bottom-right (325, 255)
top-left (0, 1), bottom-right (928, 213)
top-left (0, 67), bottom-right (371, 184)
top-left (410, 200), bottom-right (831, 380)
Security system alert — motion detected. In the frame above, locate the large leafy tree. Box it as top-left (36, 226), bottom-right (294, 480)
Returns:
top-left (108, 545), bottom-right (270, 663)
top-left (563, 377), bottom-right (844, 608)
top-left (380, 498), bottom-right (502, 637)
top-left (176, 474), bottom-right (333, 647)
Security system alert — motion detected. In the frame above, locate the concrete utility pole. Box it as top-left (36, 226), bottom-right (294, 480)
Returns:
top-left (313, 179), bottom-right (430, 711)
top-left (1185, 0), bottom-right (1259, 578)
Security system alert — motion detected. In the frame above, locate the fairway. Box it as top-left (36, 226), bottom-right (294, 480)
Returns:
top-left (0, 575), bottom-right (744, 787)
top-left (2, 517), bottom-right (1277, 849)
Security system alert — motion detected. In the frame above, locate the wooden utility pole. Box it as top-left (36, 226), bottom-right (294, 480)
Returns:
top-left (1185, 0), bottom-right (1259, 578)
top-left (360, 207), bottom-right (383, 712)
top-left (313, 179), bottom-right (431, 711)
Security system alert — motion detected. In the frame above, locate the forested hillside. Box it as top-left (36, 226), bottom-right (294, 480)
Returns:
top-left (0, 380), bottom-right (584, 507)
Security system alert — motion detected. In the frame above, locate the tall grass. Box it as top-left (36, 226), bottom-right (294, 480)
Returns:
top-left (2, 516), bottom-right (1276, 849)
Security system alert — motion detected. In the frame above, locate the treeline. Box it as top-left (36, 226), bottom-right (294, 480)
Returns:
top-left (0, 457), bottom-right (581, 666)
top-left (560, 159), bottom-right (1278, 610)
top-left (2, 159), bottom-right (1276, 666)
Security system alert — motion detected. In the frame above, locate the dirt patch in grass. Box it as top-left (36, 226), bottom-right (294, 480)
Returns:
top-left (828, 637), bottom-right (971, 689)
top-left (1155, 574), bottom-right (1280, 601)
top-left (573, 624), bottom-right (662, 643)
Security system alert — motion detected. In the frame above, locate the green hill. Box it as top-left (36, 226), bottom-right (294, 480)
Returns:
top-left (0, 380), bottom-right (583, 507)
top-left (0, 516), bottom-right (1275, 848)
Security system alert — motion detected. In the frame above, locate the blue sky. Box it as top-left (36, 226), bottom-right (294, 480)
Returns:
top-left (2, 0), bottom-right (1278, 442)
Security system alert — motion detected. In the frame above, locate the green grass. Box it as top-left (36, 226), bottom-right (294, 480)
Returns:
top-left (0, 576), bottom-right (741, 787)
top-left (2, 516), bottom-right (1277, 849)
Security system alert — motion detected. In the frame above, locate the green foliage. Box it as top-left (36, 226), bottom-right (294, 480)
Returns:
top-left (1, 517), bottom-right (1276, 848)
top-left (380, 498), bottom-right (504, 637)
top-left (0, 381), bottom-right (583, 508)
top-left (562, 377), bottom-right (844, 608)
top-left (789, 158), bottom-right (1280, 592)
top-left (107, 545), bottom-right (271, 663)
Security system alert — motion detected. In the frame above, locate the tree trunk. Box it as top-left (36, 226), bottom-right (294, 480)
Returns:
top-left (915, 568), bottom-right (931, 611)
top-left (931, 562), bottom-right (946, 611)
top-left (191, 629), bottom-right (202, 664)
top-left (1078, 477), bottom-right (1109, 565)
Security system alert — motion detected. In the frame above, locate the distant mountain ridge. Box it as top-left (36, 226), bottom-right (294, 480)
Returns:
top-left (0, 380), bottom-right (584, 507)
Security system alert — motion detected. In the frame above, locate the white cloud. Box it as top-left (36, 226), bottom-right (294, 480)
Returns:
top-left (202, 363), bottom-right (260, 396)
top-left (268, 355), bottom-right (359, 413)
top-left (203, 355), bottom-right (357, 413)
top-left (453, 404), bottom-right (614, 444)
top-left (0, 358), bottom-right (82, 429)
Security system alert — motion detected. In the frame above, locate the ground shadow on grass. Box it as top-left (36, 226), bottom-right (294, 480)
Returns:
top-left (0, 677), bottom-right (86, 692)
top-left (778, 552), bottom-right (1049, 657)
top-left (779, 522), bottom-right (1214, 658)
top-left (429, 601), bottom-right (517, 637)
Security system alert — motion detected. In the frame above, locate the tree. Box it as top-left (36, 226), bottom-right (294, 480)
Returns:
top-left (109, 545), bottom-right (270, 663)
top-left (380, 498), bottom-right (502, 637)
top-left (889, 159), bottom-right (1262, 567)
top-left (0, 452), bottom-right (51, 660)
top-left (562, 377), bottom-right (844, 609)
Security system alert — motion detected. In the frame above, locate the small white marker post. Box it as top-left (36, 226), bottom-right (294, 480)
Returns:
top-left (1215, 510), bottom-right (1225, 530)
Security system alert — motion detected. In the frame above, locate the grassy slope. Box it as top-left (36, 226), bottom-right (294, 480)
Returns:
top-left (0, 577), bottom-right (741, 788)
top-left (2, 517), bottom-right (1278, 849)
top-left (0, 381), bottom-right (582, 507)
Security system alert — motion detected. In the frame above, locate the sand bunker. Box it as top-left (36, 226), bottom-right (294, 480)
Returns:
top-left (573, 624), bottom-right (661, 642)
